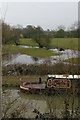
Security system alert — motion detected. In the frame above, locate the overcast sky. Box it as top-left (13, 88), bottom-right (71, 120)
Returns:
top-left (0, 2), bottom-right (78, 30)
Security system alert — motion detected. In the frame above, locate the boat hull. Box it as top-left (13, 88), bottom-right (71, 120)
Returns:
top-left (20, 82), bottom-right (72, 94)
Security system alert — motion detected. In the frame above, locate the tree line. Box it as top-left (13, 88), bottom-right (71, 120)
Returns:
top-left (2, 21), bottom-right (80, 48)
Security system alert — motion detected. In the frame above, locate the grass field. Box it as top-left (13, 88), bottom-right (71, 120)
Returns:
top-left (18, 38), bottom-right (79, 50)
top-left (2, 45), bottom-right (59, 58)
top-left (50, 38), bottom-right (79, 50)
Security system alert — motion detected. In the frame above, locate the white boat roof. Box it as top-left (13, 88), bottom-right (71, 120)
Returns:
top-left (48, 75), bottom-right (80, 79)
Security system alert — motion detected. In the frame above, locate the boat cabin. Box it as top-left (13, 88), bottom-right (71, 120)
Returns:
top-left (47, 75), bottom-right (80, 89)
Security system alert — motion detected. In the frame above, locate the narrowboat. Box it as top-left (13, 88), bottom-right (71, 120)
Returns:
top-left (20, 75), bottom-right (80, 94)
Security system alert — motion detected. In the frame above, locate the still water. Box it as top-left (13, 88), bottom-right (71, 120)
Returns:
top-left (3, 47), bottom-right (79, 66)
top-left (2, 87), bottom-right (80, 118)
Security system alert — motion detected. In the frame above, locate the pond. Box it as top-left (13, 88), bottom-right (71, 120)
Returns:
top-left (2, 46), bottom-right (80, 66)
top-left (2, 87), bottom-right (80, 118)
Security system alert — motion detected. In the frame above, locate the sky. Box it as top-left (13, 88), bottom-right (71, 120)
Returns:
top-left (0, 1), bottom-right (78, 30)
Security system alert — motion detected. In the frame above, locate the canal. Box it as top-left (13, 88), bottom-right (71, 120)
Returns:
top-left (2, 87), bottom-right (80, 118)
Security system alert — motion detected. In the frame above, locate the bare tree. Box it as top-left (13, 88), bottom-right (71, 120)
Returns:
top-left (2, 90), bottom-right (32, 118)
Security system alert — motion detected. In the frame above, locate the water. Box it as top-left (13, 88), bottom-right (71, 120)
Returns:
top-left (2, 87), bottom-right (80, 118)
top-left (19, 45), bottom-right (39, 49)
top-left (3, 46), bottom-right (80, 66)
top-left (50, 49), bottom-right (79, 60)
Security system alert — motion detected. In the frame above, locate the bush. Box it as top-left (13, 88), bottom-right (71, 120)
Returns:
top-left (2, 63), bottom-right (80, 76)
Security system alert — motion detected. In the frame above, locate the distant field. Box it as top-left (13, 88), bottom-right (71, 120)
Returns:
top-left (19, 38), bottom-right (79, 51)
top-left (2, 45), bottom-right (59, 58)
top-left (18, 38), bottom-right (38, 46)
top-left (50, 38), bottom-right (79, 50)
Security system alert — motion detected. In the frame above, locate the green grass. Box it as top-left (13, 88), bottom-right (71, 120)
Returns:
top-left (50, 38), bottom-right (79, 50)
top-left (2, 45), bottom-right (59, 58)
top-left (63, 58), bottom-right (80, 64)
top-left (2, 75), bottom-right (47, 86)
top-left (18, 38), bottom-right (38, 46)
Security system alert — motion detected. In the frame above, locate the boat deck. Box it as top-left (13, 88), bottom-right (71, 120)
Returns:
top-left (22, 83), bottom-right (46, 90)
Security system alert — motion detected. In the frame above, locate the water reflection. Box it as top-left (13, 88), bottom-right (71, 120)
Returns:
top-left (2, 89), bottom-right (47, 118)
top-left (50, 49), bottom-right (79, 61)
top-left (32, 57), bottom-right (39, 62)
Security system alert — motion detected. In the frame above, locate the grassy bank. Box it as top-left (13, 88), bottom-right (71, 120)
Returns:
top-left (2, 75), bottom-right (47, 87)
top-left (2, 45), bottom-right (59, 58)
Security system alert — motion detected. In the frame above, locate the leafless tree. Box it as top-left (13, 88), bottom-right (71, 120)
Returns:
top-left (2, 90), bottom-right (32, 118)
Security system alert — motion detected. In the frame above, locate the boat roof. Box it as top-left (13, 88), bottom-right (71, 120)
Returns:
top-left (48, 75), bottom-right (80, 79)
